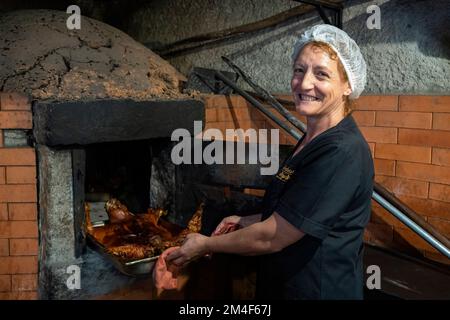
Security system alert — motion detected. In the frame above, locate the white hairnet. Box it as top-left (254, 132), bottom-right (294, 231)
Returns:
top-left (291, 24), bottom-right (367, 99)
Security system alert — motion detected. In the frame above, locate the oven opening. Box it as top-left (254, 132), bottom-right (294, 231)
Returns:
top-left (85, 140), bottom-right (151, 214)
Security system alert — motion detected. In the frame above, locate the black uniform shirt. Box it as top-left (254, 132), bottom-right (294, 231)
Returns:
top-left (257, 115), bottom-right (374, 300)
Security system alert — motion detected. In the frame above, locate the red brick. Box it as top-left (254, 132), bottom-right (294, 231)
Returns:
top-left (0, 221), bottom-right (38, 238)
top-left (252, 106), bottom-right (273, 122)
top-left (371, 200), bottom-right (408, 229)
top-left (0, 203), bottom-right (7, 220)
top-left (359, 127), bottom-right (397, 143)
top-left (216, 108), bottom-right (236, 122)
top-left (376, 111), bottom-right (432, 129)
top-left (8, 203), bottom-right (37, 221)
top-left (375, 175), bottom-right (429, 199)
top-left (353, 95), bottom-right (398, 111)
top-left (427, 217), bottom-right (450, 238)
top-left (0, 167), bottom-right (5, 184)
top-left (203, 121), bottom-right (234, 133)
top-left (232, 120), bottom-right (265, 131)
top-left (202, 95), bottom-right (215, 108)
top-left (0, 112), bottom-right (32, 129)
top-left (364, 222), bottom-right (393, 246)
top-left (227, 95), bottom-right (247, 108)
top-left (0, 149), bottom-right (36, 166)
top-left (399, 96), bottom-right (450, 112)
top-left (394, 226), bottom-right (439, 254)
top-left (0, 239), bottom-right (8, 256)
top-left (398, 195), bottom-right (450, 220)
top-left (399, 129), bottom-right (450, 148)
top-left (0, 131), bottom-right (3, 148)
top-left (352, 111), bottom-right (375, 126)
top-left (234, 107), bottom-right (254, 121)
top-left (374, 159), bottom-right (395, 176)
top-left (217, 106), bottom-right (258, 123)
top-left (375, 143), bottom-right (431, 163)
top-left (0, 256), bottom-right (38, 274)
top-left (6, 166), bottom-right (36, 184)
top-left (205, 108), bottom-right (217, 122)
top-left (432, 148), bottom-right (450, 166)
top-left (277, 133), bottom-right (287, 146)
top-left (204, 95), bottom-right (244, 109)
top-left (0, 185), bottom-right (37, 202)
top-left (0, 275), bottom-right (11, 292)
top-left (433, 113), bottom-right (450, 131)
top-left (274, 93), bottom-right (295, 103)
top-left (203, 95), bottom-right (227, 109)
top-left (396, 161), bottom-right (450, 185)
top-left (0, 93), bottom-right (31, 111)
top-left (9, 239), bottom-right (38, 256)
top-left (429, 183), bottom-right (450, 204)
top-left (11, 274), bottom-right (37, 291)
top-left (0, 291), bottom-right (38, 300)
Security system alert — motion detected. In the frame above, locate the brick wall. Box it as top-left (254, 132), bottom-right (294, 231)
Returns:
top-left (203, 95), bottom-right (450, 265)
top-left (0, 92), bottom-right (447, 299)
top-left (0, 93), bottom-right (38, 299)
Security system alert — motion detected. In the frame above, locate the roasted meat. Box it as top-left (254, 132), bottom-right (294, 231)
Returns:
top-left (85, 199), bottom-right (203, 262)
top-left (105, 198), bottom-right (135, 223)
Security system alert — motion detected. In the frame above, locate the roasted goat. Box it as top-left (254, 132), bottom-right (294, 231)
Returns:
top-left (85, 199), bottom-right (203, 261)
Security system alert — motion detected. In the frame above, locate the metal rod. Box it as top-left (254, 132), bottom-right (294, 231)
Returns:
top-left (373, 191), bottom-right (450, 259)
top-left (374, 183), bottom-right (450, 251)
top-left (222, 56), bottom-right (307, 133)
top-left (216, 70), bottom-right (450, 260)
top-left (245, 90), bottom-right (295, 108)
top-left (294, 0), bottom-right (343, 28)
top-left (293, 0), bottom-right (343, 10)
top-left (316, 5), bottom-right (332, 25)
top-left (215, 71), bottom-right (302, 140)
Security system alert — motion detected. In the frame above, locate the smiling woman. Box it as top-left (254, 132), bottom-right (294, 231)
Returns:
top-left (166, 24), bottom-right (375, 300)
top-left (292, 41), bottom-right (352, 117)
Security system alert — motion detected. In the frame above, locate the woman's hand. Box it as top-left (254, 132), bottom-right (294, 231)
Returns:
top-left (166, 233), bottom-right (209, 268)
top-left (215, 215), bottom-right (242, 234)
top-left (216, 214), bottom-right (262, 232)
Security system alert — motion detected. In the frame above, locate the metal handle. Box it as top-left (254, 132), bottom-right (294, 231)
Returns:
top-left (373, 190), bottom-right (450, 258)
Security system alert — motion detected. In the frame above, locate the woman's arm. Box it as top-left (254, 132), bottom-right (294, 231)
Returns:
top-left (166, 212), bottom-right (304, 267)
top-left (216, 213), bottom-right (262, 230)
top-left (239, 214), bottom-right (262, 228)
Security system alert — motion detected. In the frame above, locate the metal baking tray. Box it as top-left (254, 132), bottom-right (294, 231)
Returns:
top-left (86, 233), bottom-right (160, 277)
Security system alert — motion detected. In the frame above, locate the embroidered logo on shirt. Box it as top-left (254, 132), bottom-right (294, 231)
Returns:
top-left (276, 165), bottom-right (295, 182)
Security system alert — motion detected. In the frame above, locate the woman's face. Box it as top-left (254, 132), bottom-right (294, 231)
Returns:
top-left (291, 44), bottom-right (351, 118)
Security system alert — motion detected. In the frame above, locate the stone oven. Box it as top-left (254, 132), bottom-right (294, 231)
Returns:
top-left (0, 9), bottom-right (205, 299)
top-left (0, 9), bottom-right (282, 299)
